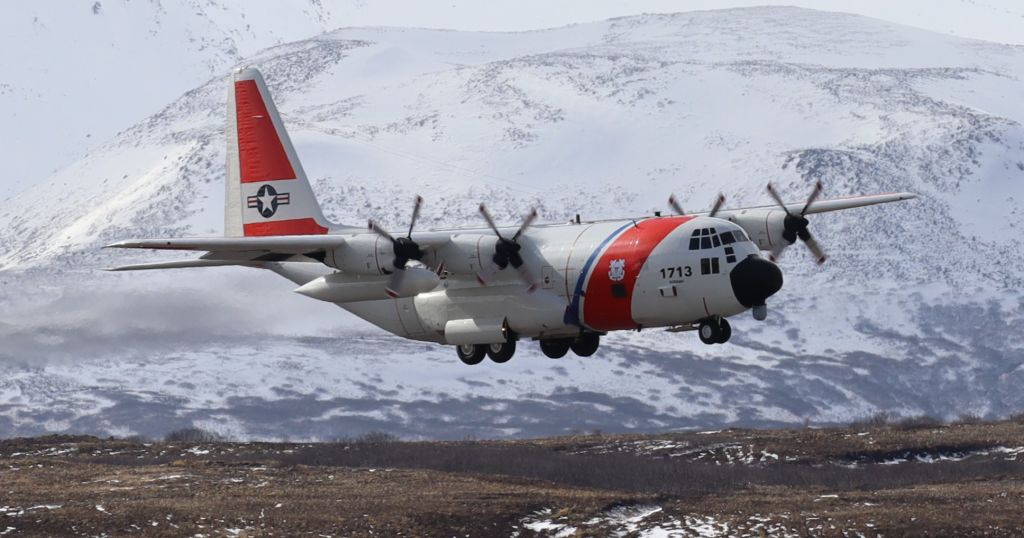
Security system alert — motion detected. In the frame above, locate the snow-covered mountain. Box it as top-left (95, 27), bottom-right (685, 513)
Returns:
top-left (2, 7), bottom-right (1023, 440)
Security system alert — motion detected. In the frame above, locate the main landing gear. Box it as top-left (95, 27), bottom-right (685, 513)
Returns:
top-left (456, 344), bottom-right (486, 365)
top-left (698, 317), bottom-right (731, 345)
top-left (456, 332), bottom-right (601, 364)
top-left (539, 333), bottom-right (600, 359)
top-left (456, 341), bottom-right (517, 365)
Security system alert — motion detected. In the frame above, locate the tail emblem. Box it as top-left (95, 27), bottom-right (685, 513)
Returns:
top-left (246, 184), bottom-right (291, 218)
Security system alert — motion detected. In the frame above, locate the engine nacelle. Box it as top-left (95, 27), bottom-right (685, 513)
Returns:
top-left (427, 233), bottom-right (499, 276)
top-left (323, 235), bottom-right (393, 275)
top-left (294, 268), bottom-right (440, 303)
top-left (726, 209), bottom-right (787, 251)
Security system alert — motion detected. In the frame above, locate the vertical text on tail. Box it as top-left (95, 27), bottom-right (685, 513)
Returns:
top-left (225, 67), bottom-right (332, 237)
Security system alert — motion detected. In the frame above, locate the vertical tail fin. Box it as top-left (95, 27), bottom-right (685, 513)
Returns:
top-left (225, 67), bottom-right (331, 237)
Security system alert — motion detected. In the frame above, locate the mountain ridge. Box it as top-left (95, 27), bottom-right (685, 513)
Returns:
top-left (1, 7), bottom-right (1023, 439)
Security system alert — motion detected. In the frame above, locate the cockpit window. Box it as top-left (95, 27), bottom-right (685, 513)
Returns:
top-left (690, 227), bottom-right (748, 250)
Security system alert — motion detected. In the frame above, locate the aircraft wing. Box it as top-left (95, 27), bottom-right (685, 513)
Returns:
top-left (104, 232), bottom-right (459, 272)
top-left (713, 192), bottom-right (917, 217)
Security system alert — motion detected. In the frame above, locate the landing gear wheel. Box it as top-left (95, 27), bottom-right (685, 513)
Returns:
top-left (486, 341), bottom-right (516, 363)
top-left (571, 333), bottom-right (600, 357)
top-left (456, 344), bottom-right (486, 365)
top-left (716, 318), bottom-right (732, 344)
top-left (539, 339), bottom-right (572, 359)
top-left (698, 320), bottom-right (721, 345)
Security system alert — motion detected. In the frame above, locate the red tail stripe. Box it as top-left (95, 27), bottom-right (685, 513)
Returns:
top-left (235, 80), bottom-right (297, 183)
top-left (243, 218), bottom-right (328, 237)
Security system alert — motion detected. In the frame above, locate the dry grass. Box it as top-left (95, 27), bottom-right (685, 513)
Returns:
top-left (1, 421), bottom-right (1023, 536)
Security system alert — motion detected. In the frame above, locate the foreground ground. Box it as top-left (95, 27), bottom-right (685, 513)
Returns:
top-left (2, 421), bottom-right (1023, 536)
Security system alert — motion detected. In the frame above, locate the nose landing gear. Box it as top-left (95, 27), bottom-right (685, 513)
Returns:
top-left (698, 317), bottom-right (731, 345)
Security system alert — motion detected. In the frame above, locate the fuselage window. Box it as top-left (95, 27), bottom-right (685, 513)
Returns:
top-left (700, 257), bottom-right (722, 275)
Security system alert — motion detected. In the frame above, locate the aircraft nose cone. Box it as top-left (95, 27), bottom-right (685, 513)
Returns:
top-left (730, 255), bottom-right (783, 308)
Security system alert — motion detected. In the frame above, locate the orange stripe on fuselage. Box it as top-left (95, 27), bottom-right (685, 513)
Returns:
top-left (235, 80), bottom-right (296, 183)
top-left (582, 216), bottom-right (693, 331)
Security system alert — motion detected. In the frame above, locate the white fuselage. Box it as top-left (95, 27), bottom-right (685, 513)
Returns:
top-left (313, 214), bottom-right (764, 345)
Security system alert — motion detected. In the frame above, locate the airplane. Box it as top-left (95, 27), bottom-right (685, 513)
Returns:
top-left (107, 67), bottom-right (917, 365)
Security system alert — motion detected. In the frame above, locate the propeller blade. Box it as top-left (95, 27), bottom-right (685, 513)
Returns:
top-left (802, 232), bottom-right (827, 265)
top-left (708, 193), bottom-right (726, 218)
top-left (475, 264), bottom-right (498, 287)
top-left (407, 195), bottom-right (423, 238)
top-left (765, 183), bottom-right (791, 215)
top-left (516, 264), bottom-right (538, 293)
top-left (385, 267), bottom-right (407, 298)
top-left (668, 194), bottom-right (685, 216)
top-left (800, 181), bottom-right (824, 216)
top-left (367, 219), bottom-right (395, 243)
top-left (478, 203), bottom-right (504, 239)
top-left (512, 208), bottom-right (538, 241)
top-left (768, 242), bottom-right (787, 263)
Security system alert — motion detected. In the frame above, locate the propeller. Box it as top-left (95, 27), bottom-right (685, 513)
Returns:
top-left (667, 193), bottom-right (726, 217)
top-left (765, 181), bottom-right (827, 264)
top-left (368, 195), bottom-right (425, 297)
top-left (478, 204), bottom-right (539, 292)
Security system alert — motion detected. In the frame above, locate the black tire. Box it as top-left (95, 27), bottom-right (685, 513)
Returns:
top-left (698, 321), bottom-right (720, 345)
top-left (486, 341), bottom-right (516, 363)
top-left (571, 333), bottom-right (600, 357)
top-left (456, 344), bottom-right (486, 365)
top-left (539, 339), bottom-right (571, 359)
top-left (716, 318), bottom-right (732, 344)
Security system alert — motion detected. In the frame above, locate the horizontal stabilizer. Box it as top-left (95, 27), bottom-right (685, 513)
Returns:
top-left (106, 259), bottom-right (263, 271)
top-left (105, 235), bottom-right (347, 253)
